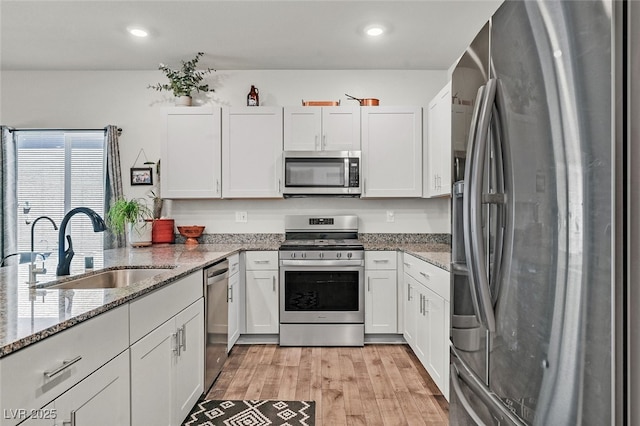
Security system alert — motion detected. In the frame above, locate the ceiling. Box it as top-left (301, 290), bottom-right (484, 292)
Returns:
top-left (0, 0), bottom-right (503, 71)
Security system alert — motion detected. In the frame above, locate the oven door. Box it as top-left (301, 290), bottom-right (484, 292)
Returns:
top-left (279, 260), bottom-right (364, 323)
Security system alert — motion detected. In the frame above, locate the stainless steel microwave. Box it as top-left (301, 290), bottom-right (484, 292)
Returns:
top-left (282, 151), bottom-right (361, 196)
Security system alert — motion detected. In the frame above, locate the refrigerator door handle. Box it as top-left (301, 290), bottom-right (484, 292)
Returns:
top-left (465, 78), bottom-right (498, 333)
top-left (450, 363), bottom-right (488, 426)
top-left (451, 356), bottom-right (528, 426)
top-left (462, 85), bottom-right (487, 325)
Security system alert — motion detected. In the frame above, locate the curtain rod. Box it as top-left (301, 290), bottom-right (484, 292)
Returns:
top-left (9, 127), bottom-right (122, 134)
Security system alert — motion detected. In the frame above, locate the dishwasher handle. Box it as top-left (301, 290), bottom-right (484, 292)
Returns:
top-left (206, 267), bottom-right (229, 285)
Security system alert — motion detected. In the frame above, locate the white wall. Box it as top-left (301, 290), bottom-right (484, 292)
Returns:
top-left (1, 69), bottom-right (451, 233)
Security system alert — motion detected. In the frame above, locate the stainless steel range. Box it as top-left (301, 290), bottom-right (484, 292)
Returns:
top-left (279, 215), bottom-right (364, 346)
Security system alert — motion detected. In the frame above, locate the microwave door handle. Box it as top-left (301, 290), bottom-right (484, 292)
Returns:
top-left (344, 158), bottom-right (349, 187)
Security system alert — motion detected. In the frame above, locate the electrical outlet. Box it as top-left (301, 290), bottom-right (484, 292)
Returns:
top-left (386, 211), bottom-right (395, 222)
top-left (235, 211), bottom-right (248, 223)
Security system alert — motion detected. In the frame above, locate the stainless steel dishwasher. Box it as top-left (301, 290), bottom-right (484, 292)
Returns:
top-left (204, 259), bottom-right (229, 393)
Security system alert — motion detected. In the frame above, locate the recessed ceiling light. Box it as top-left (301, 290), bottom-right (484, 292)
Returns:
top-left (128, 27), bottom-right (148, 38)
top-left (365, 25), bottom-right (385, 37)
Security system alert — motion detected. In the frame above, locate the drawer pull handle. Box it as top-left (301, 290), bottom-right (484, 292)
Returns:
top-left (273, 276), bottom-right (276, 292)
top-left (419, 271), bottom-right (430, 279)
top-left (44, 356), bottom-right (82, 379)
top-left (180, 325), bottom-right (187, 352)
top-left (254, 260), bottom-right (271, 264)
top-left (404, 262), bottom-right (412, 267)
top-left (373, 259), bottom-right (389, 263)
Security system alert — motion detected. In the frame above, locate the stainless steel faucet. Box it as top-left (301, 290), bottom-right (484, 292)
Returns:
top-left (26, 216), bottom-right (58, 285)
top-left (57, 207), bottom-right (107, 276)
top-left (27, 252), bottom-right (47, 285)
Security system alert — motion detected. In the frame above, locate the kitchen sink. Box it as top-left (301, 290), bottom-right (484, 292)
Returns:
top-left (45, 267), bottom-right (175, 290)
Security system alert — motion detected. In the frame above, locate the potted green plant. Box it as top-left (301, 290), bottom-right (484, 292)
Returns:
top-left (148, 52), bottom-right (215, 106)
top-left (107, 198), bottom-right (153, 247)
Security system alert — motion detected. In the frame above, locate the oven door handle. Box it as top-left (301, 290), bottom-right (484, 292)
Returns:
top-left (279, 259), bottom-right (364, 267)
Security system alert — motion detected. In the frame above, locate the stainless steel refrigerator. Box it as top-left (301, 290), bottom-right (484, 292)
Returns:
top-left (449, 1), bottom-right (629, 424)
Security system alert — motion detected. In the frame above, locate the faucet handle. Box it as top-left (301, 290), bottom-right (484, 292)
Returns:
top-left (65, 235), bottom-right (74, 255)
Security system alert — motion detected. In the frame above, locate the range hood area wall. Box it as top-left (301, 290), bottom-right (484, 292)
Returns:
top-left (166, 197), bottom-right (451, 234)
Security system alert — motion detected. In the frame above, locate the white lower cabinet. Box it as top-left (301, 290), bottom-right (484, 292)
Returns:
top-left (131, 298), bottom-right (204, 426)
top-left (228, 254), bottom-right (241, 351)
top-left (403, 273), bottom-right (419, 347)
top-left (402, 253), bottom-right (450, 400)
top-left (245, 251), bottom-right (279, 334)
top-left (54, 349), bottom-right (130, 426)
top-left (0, 305), bottom-right (129, 426)
top-left (364, 251), bottom-right (398, 334)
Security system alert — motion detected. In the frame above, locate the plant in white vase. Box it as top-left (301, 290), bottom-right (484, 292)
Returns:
top-left (148, 52), bottom-right (215, 106)
top-left (107, 198), bottom-right (153, 247)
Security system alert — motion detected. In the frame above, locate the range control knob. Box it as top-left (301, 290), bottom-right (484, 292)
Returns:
top-left (290, 252), bottom-right (296, 259)
top-left (336, 252), bottom-right (342, 258)
top-left (301, 252), bottom-right (307, 259)
top-left (319, 252), bottom-right (324, 259)
top-left (347, 252), bottom-right (353, 259)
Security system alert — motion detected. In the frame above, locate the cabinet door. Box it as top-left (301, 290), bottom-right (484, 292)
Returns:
top-left (174, 299), bottom-right (205, 426)
top-left (284, 107), bottom-right (322, 150)
top-left (414, 285), bottom-right (429, 364)
top-left (246, 270), bottom-right (279, 334)
top-left (321, 106), bottom-right (361, 150)
top-left (365, 270), bottom-right (397, 334)
top-left (425, 82), bottom-right (452, 197)
top-left (222, 107), bottom-right (283, 198)
top-left (424, 286), bottom-right (447, 393)
top-left (55, 350), bottom-right (130, 426)
top-left (362, 106), bottom-right (422, 197)
top-left (163, 107), bottom-right (222, 198)
top-left (228, 271), bottom-right (240, 351)
top-left (130, 319), bottom-right (175, 426)
top-left (403, 274), bottom-right (418, 348)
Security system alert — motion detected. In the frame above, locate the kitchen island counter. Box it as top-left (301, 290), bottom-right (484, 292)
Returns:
top-left (0, 243), bottom-right (275, 358)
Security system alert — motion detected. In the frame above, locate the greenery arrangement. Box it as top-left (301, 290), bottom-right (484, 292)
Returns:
top-left (148, 52), bottom-right (215, 98)
top-left (106, 198), bottom-right (153, 235)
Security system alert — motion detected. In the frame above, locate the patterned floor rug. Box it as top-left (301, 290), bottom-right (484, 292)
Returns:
top-left (182, 399), bottom-right (316, 426)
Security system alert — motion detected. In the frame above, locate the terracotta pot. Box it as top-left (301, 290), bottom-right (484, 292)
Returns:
top-left (150, 218), bottom-right (175, 243)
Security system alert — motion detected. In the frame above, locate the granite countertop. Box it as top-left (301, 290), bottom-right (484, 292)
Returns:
top-left (365, 242), bottom-right (451, 271)
top-left (0, 238), bottom-right (450, 358)
top-left (0, 243), bottom-right (276, 358)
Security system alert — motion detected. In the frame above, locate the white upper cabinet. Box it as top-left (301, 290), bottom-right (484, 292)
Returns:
top-left (425, 82), bottom-right (453, 198)
top-left (162, 106), bottom-right (222, 199)
top-left (222, 107), bottom-right (283, 198)
top-left (361, 106), bottom-right (423, 197)
top-left (284, 106), bottom-right (360, 151)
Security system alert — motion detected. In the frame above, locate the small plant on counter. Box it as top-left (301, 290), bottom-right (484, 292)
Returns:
top-left (148, 52), bottom-right (215, 98)
top-left (106, 198), bottom-right (153, 235)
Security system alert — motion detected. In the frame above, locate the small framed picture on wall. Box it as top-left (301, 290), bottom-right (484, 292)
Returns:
top-left (131, 167), bottom-right (153, 186)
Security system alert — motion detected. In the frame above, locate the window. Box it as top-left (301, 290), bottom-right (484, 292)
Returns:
top-left (14, 130), bottom-right (106, 329)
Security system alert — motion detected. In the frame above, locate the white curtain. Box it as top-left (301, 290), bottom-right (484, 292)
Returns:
top-left (104, 125), bottom-right (125, 249)
top-left (0, 126), bottom-right (17, 264)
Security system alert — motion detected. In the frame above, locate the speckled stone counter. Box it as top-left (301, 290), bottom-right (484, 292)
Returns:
top-left (360, 233), bottom-right (451, 271)
top-left (0, 243), bottom-right (277, 358)
top-left (0, 233), bottom-right (451, 358)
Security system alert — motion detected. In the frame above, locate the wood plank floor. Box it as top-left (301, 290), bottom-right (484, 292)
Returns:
top-left (206, 344), bottom-right (449, 426)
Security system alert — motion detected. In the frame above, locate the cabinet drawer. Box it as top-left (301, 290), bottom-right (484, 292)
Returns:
top-left (245, 251), bottom-right (278, 270)
top-left (129, 271), bottom-right (202, 344)
top-left (229, 253), bottom-right (240, 276)
top-left (0, 305), bottom-right (128, 426)
top-left (403, 253), bottom-right (450, 301)
top-left (365, 251), bottom-right (397, 270)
